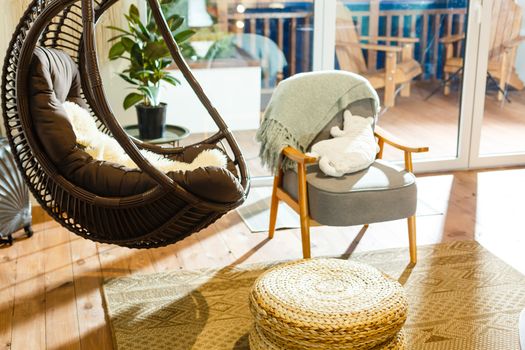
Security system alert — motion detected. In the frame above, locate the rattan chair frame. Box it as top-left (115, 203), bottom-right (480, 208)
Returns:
top-left (1, 0), bottom-right (250, 248)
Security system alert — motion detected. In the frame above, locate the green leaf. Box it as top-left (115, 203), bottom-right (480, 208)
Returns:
top-left (138, 86), bottom-right (155, 105)
top-left (118, 73), bottom-right (138, 86)
top-left (168, 16), bottom-right (184, 32)
top-left (121, 37), bottom-right (135, 52)
top-left (127, 15), bottom-right (152, 41)
top-left (135, 69), bottom-right (155, 75)
top-left (130, 43), bottom-right (143, 65)
top-left (129, 4), bottom-right (140, 22)
top-left (107, 26), bottom-right (131, 35)
top-left (108, 34), bottom-right (129, 42)
top-left (108, 42), bottom-right (126, 60)
top-left (174, 29), bottom-right (195, 44)
top-left (159, 58), bottom-right (172, 69)
top-left (123, 93), bottom-right (143, 110)
top-left (162, 74), bottom-right (180, 86)
top-left (144, 41), bottom-right (170, 60)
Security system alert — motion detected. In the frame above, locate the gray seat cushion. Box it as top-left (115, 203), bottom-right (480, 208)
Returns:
top-left (282, 160), bottom-right (417, 226)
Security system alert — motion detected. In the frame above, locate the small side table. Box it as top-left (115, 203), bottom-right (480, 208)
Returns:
top-left (124, 124), bottom-right (190, 146)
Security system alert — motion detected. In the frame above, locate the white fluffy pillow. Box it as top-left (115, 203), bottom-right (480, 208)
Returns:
top-left (62, 102), bottom-right (227, 173)
top-left (307, 110), bottom-right (378, 177)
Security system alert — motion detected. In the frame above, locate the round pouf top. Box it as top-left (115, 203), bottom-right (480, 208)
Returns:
top-left (249, 258), bottom-right (408, 350)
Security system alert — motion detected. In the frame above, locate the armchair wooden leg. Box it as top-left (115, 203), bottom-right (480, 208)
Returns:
top-left (268, 188), bottom-right (279, 239)
top-left (299, 216), bottom-right (312, 259)
top-left (268, 170), bottom-right (283, 239)
top-left (407, 216), bottom-right (417, 264)
top-left (298, 163), bottom-right (311, 259)
top-left (443, 72), bottom-right (451, 96)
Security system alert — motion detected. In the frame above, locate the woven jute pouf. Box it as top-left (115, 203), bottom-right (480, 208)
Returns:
top-left (249, 324), bottom-right (406, 350)
top-left (248, 258), bottom-right (408, 350)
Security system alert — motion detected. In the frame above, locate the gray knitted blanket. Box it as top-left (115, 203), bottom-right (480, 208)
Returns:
top-left (256, 71), bottom-right (380, 173)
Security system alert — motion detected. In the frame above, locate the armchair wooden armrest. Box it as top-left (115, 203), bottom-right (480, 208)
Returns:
top-left (337, 41), bottom-right (403, 53)
top-left (374, 125), bottom-right (429, 172)
top-left (282, 146), bottom-right (318, 165)
top-left (374, 126), bottom-right (429, 153)
top-left (503, 36), bottom-right (525, 49)
top-left (439, 34), bottom-right (465, 44)
top-left (361, 35), bottom-right (419, 44)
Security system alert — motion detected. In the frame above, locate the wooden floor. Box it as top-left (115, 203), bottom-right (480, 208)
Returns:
top-left (1, 166), bottom-right (525, 350)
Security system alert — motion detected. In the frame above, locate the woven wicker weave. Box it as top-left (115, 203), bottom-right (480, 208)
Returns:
top-left (1, 0), bottom-right (250, 248)
top-left (249, 324), bottom-right (406, 350)
top-left (249, 258), bottom-right (408, 350)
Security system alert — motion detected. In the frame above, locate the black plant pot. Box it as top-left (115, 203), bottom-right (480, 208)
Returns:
top-left (136, 103), bottom-right (167, 140)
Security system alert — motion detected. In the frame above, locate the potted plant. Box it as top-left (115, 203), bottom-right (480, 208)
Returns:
top-left (108, 4), bottom-right (195, 139)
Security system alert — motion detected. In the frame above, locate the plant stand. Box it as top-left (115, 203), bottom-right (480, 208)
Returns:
top-left (0, 138), bottom-right (32, 245)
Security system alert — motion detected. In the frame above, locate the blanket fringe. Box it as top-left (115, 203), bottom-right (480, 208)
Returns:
top-left (256, 118), bottom-right (301, 174)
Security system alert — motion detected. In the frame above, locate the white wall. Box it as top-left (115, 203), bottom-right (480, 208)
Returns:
top-left (102, 60), bottom-right (262, 133)
top-left (162, 67), bottom-right (261, 133)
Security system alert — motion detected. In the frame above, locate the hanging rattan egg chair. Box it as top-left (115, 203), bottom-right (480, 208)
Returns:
top-left (1, 0), bottom-right (250, 248)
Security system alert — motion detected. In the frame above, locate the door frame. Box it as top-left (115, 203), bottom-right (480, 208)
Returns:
top-left (253, 0), bottom-right (510, 188)
top-left (467, 0), bottom-right (525, 169)
top-left (315, 0), bottom-right (485, 174)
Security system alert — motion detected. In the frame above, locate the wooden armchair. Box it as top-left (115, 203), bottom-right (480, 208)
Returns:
top-left (268, 101), bottom-right (428, 264)
top-left (441, 0), bottom-right (525, 100)
top-left (335, 3), bottom-right (422, 108)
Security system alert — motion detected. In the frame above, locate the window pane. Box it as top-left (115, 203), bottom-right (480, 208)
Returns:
top-left (164, 0), bottom-right (315, 177)
top-left (478, 0), bottom-right (525, 156)
top-left (335, 0), bottom-right (468, 162)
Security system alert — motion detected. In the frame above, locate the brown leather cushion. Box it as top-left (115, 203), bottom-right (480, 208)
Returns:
top-left (29, 47), bottom-right (243, 203)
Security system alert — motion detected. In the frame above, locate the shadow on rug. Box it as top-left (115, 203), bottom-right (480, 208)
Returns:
top-left (103, 241), bottom-right (525, 350)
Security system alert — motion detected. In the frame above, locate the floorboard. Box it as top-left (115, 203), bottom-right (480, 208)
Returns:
top-left (1, 167), bottom-right (525, 349)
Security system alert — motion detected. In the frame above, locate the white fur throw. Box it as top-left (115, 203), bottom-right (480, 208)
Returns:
top-left (62, 102), bottom-right (227, 173)
top-left (307, 110), bottom-right (379, 177)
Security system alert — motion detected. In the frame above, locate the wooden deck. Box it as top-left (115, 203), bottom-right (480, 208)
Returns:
top-left (182, 80), bottom-right (525, 177)
top-left (1, 167), bottom-right (525, 350)
top-left (378, 81), bottom-right (525, 160)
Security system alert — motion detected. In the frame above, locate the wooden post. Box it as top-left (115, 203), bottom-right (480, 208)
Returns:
top-left (368, 0), bottom-right (380, 72)
top-left (400, 44), bottom-right (413, 97)
top-left (443, 42), bottom-right (454, 96)
top-left (499, 50), bottom-right (510, 101)
top-left (291, 17), bottom-right (297, 75)
top-left (217, 0), bottom-right (229, 32)
top-left (384, 51), bottom-right (397, 107)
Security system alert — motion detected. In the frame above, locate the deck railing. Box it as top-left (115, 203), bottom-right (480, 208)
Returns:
top-left (215, 2), bottom-right (468, 84)
top-left (225, 11), bottom-right (314, 89)
top-left (352, 7), bottom-right (468, 79)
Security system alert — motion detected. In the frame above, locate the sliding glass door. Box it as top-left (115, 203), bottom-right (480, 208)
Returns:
top-left (104, 0), bottom-right (511, 177)
top-left (157, 0), bottom-right (315, 178)
top-left (332, 0), bottom-right (470, 165)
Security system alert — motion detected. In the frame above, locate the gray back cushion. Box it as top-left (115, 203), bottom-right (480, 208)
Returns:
top-left (307, 98), bottom-right (377, 151)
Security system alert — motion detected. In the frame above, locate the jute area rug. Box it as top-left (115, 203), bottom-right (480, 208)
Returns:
top-left (102, 241), bottom-right (525, 350)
